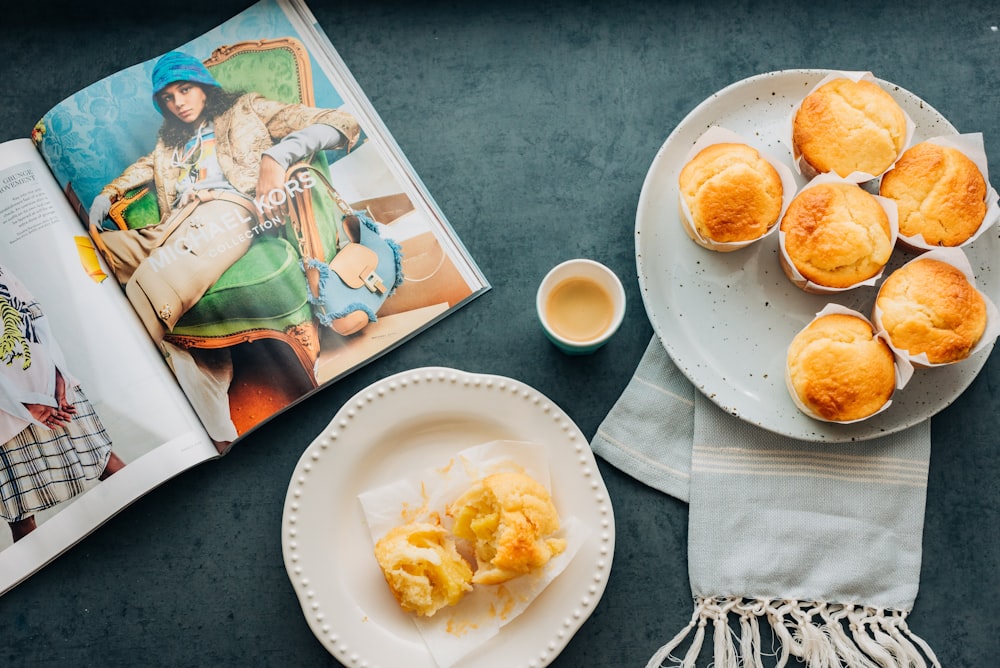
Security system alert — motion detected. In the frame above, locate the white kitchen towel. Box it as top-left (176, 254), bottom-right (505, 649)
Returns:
top-left (591, 337), bottom-right (939, 667)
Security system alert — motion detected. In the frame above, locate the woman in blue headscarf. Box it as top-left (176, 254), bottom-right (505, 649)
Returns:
top-left (86, 51), bottom-right (360, 448)
top-left (91, 52), bottom-right (359, 230)
top-left (88, 51), bottom-right (359, 337)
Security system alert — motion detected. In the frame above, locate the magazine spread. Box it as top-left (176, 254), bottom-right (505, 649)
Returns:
top-left (0, 0), bottom-right (488, 595)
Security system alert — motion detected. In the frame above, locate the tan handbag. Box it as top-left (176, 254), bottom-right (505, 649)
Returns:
top-left (91, 191), bottom-right (261, 335)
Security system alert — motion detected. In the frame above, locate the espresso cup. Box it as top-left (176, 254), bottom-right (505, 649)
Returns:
top-left (536, 259), bottom-right (626, 355)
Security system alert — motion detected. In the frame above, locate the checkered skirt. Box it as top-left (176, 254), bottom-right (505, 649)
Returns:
top-left (0, 387), bottom-right (112, 522)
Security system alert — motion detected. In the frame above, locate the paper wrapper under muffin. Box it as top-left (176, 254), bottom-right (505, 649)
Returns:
top-left (778, 174), bottom-right (899, 294)
top-left (784, 70), bottom-right (915, 183)
top-left (880, 133), bottom-right (1000, 251)
top-left (358, 440), bottom-right (587, 668)
top-left (677, 126), bottom-right (798, 252)
top-left (872, 247), bottom-right (1000, 368)
top-left (785, 304), bottom-right (913, 424)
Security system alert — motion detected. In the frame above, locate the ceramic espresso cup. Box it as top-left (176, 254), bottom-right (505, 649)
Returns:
top-left (536, 259), bottom-right (626, 355)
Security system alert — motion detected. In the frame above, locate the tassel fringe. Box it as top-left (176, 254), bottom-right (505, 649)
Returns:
top-left (646, 597), bottom-right (941, 668)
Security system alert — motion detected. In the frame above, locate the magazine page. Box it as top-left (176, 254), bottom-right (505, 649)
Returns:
top-left (32, 0), bottom-right (490, 445)
top-left (0, 139), bottom-right (218, 594)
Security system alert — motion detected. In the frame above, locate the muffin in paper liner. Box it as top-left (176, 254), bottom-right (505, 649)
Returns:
top-left (676, 125), bottom-right (797, 252)
top-left (785, 304), bottom-right (913, 424)
top-left (785, 70), bottom-right (915, 183)
top-left (358, 440), bottom-right (587, 668)
top-left (872, 247), bottom-right (1000, 368)
top-left (879, 133), bottom-right (1000, 251)
top-left (778, 173), bottom-right (899, 294)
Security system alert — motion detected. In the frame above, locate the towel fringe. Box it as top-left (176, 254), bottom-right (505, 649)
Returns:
top-left (646, 597), bottom-right (941, 668)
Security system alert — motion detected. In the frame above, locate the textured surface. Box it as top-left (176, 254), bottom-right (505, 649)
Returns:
top-left (1, 1), bottom-right (998, 666)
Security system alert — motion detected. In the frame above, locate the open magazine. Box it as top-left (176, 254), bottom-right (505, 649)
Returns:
top-left (0, 0), bottom-right (488, 594)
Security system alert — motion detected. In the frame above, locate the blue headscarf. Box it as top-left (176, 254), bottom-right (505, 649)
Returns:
top-left (150, 51), bottom-right (222, 115)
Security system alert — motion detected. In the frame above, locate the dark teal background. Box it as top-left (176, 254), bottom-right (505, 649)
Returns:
top-left (1, 1), bottom-right (998, 665)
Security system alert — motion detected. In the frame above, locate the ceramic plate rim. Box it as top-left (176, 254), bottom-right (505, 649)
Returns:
top-left (280, 366), bottom-right (615, 668)
top-left (635, 68), bottom-right (996, 442)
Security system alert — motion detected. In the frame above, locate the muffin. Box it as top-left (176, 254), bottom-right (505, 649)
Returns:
top-left (879, 141), bottom-right (987, 247)
top-left (677, 142), bottom-right (784, 247)
top-left (786, 313), bottom-right (896, 422)
top-left (875, 257), bottom-right (987, 365)
top-left (373, 521), bottom-right (474, 616)
top-left (447, 471), bottom-right (566, 586)
top-left (792, 77), bottom-right (908, 179)
top-left (779, 181), bottom-right (893, 290)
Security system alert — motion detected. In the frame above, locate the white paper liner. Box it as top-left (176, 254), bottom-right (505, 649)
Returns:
top-left (358, 440), bottom-right (588, 668)
top-left (784, 304), bottom-right (913, 423)
top-left (872, 247), bottom-right (1000, 367)
top-left (677, 126), bottom-right (798, 252)
top-left (783, 70), bottom-right (916, 183)
top-left (778, 173), bottom-right (900, 293)
top-left (886, 133), bottom-right (1000, 250)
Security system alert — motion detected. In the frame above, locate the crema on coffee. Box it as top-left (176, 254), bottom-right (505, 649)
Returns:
top-left (544, 276), bottom-right (614, 342)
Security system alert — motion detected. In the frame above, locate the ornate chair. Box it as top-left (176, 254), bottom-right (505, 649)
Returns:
top-left (99, 37), bottom-right (352, 386)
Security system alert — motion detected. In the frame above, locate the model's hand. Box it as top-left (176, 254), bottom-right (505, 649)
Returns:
top-left (25, 403), bottom-right (73, 429)
top-left (255, 155), bottom-right (288, 218)
top-left (54, 370), bottom-right (77, 414)
top-left (88, 193), bottom-right (115, 227)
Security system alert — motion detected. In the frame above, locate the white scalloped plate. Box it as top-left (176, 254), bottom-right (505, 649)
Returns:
top-left (281, 367), bottom-right (615, 668)
top-left (636, 69), bottom-right (998, 442)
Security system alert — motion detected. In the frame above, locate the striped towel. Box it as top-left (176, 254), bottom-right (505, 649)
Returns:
top-left (591, 337), bottom-right (939, 667)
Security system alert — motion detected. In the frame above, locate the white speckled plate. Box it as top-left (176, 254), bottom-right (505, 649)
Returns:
top-left (281, 367), bottom-right (615, 668)
top-left (636, 69), bottom-right (998, 442)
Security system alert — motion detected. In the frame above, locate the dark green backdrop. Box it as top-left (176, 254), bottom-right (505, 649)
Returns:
top-left (1, 1), bottom-right (997, 666)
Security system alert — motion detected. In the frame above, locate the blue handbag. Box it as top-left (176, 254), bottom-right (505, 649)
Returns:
top-left (286, 163), bottom-right (403, 335)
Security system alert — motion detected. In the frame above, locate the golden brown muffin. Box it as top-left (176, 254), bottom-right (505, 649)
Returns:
top-left (792, 78), bottom-right (908, 178)
top-left (875, 258), bottom-right (987, 364)
top-left (786, 313), bottom-right (896, 422)
top-left (779, 182), bottom-right (893, 290)
top-left (879, 142), bottom-right (987, 247)
top-left (373, 521), bottom-right (473, 616)
top-left (447, 471), bottom-right (566, 585)
top-left (678, 142), bottom-right (784, 245)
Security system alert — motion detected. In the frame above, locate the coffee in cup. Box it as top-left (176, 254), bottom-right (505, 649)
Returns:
top-left (536, 259), bottom-right (626, 355)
